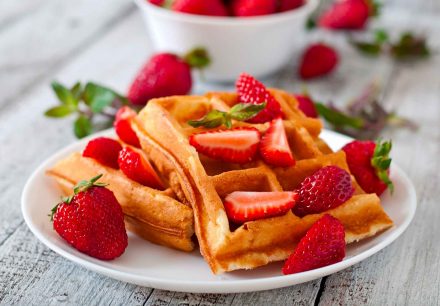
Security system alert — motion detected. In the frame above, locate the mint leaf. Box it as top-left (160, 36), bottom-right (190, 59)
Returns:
top-left (188, 110), bottom-right (226, 128)
top-left (315, 103), bottom-right (364, 129)
top-left (51, 81), bottom-right (78, 107)
top-left (351, 41), bottom-right (382, 56)
top-left (44, 105), bottom-right (74, 118)
top-left (74, 115), bottom-right (92, 138)
top-left (391, 32), bottom-right (430, 59)
top-left (230, 102), bottom-right (266, 121)
top-left (71, 82), bottom-right (82, 100)
top-left (83, 83), bottom-right (117, 113)
top-left (375, 29), bottom-right (389, 44)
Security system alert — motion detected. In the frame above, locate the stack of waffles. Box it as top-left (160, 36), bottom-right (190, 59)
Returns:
top-left (48, 88), bottom-right (393, 274)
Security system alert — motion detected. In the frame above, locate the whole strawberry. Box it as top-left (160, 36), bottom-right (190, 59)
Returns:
top-left (299, 43), bottom-right (339, 80)
top-left (319, 0), bottom-right (370, 30)
top-left (342, 139), bottom-right (393, 196)
top-left (279, 0), bottom-right (304, 12)
top-left (231, 0), bottom-right (277, 17)
top-left (236, 73), bottom-right (283, 123)
top-left (294, 94), bottom-right (318, 118)
top-left (282, 214), bottom-right (345, 274)
top-left (127, 48), bottom-right (210, 105)
top-left (172, 0), bottom-right (228, 16)
top-left (51, 175), bottom-right (128, 260)
top-left (293, 165), bottom-right (354, 217)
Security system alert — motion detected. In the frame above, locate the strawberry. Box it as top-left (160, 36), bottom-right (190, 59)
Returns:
top-left (231, 0), bottom-right (277, 16)
top-left (118, 147), bottom-right (164, 190)
top-left (318, 0), bottom-right (370, 30)
top-left (293, 166), bottom-right (354, 217)
top-left (148, 0), bottom-right (164, 6)
top-left (172, 0), bottom-right (228, 16)
top-left (342, 139), bottom-right (393, 196)
top-left (236, 73), bottom-right (283, 123)
top-left (259, 117), bottom-right (295, 167)
top-left (282, 214), bottom-right (345, 274)
top-left (189, 127), bottom-right (260, 164)
top-left (127, 53), bottom-right (192, 105)
top-left (279, 0), bottom-right (304, 12)
top-left (82, 137), bottom-right (122, 169)
top-left (51, 175), bottom-right (127, 260)
top-left (114, 106), bottom-right (141, 148)
top-left (299, 43), bottom-right (339, 80)
top-left (294, 94), bottom-right (318, 118)
top-left (224, 191), bottom-right (298, 223)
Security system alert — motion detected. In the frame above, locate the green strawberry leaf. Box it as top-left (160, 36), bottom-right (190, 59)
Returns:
top-left (188, 110), bottom-right (227, 128)
top-left (83, 82), bottom-right (117, 113)
top-left (44, 105), bottom-right (74, 118)
top-left (73, 174), bottom-right (108, 195)
top-left (184, 47), bottom-right (211, 69)
top-left (229, 102), bottom-right (266, 121)
top-left (51, 81), bottom-right (78, 107)
top-left (73, 115), bottom-right (92, 138)
top-left (315, 103), bottom-right (364, 129)
top-left (49, 203), bottom-right (61, 221)
top-left (371, 139), bottom-right (394, 193)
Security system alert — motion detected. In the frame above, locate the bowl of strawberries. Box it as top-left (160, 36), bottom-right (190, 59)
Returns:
top-left (134, 0), bottom-right (318, 82)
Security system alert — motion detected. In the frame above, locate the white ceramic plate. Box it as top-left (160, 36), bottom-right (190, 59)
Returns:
top-left (22, 129), bottom-right (417, 293)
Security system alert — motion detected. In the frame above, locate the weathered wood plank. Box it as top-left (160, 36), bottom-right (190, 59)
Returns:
top-left (0, 0), bottom-right (135, 109)
top-left (318, 56), bottom-right (440, 306)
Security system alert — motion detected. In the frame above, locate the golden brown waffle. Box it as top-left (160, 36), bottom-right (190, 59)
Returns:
top-left (47, 148), bottom-right (195, 252)
top-left (133, 89), bottom-right (393, 274)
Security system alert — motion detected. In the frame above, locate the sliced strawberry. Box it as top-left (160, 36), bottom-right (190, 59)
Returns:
top-left (189, 127), bottom-right (260, 164)
top-left (83, 137), bottom-right (122, 169)
top-left (114, 106), bottom-right (141, 148)
top-left (224, 191), bottom-right (298, 223)
top-left (282, 214), bottom-right (345, 274)
top-left (295, 94), bottom-right (318, 118)
top-left (236, 73), bottom-right (283, 123)
top-left (260, 117), bottom-right (295, 167)
top-left (118, 147), bottom-right (164, 190)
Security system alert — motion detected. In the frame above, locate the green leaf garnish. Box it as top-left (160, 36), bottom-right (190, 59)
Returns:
top-left (74, 115), bottom-right (92, 138)
top-left (188, 102), bottom-right (266, 129)
top-left (44, 105), bottom-right (74, 118)
top-left (315, 103), bottom-right (364, 129)
top-left (391, 32), bottom-right (430, 59)
top-left (83, 82), bottom-right (117, 113)
top-left (51, 81), bottom-right (78, 107)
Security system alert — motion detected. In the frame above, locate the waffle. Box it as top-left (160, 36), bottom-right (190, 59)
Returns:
top-left (132, 89), bottom-right (394, 274)
top-left (47, 146), bottom-right (195, 252)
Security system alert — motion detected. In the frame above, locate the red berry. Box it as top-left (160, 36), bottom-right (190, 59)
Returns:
top-left (299, 43), bottom-right (339, 80)
top-left (118, 147), bottom-right (164, 189)
top-left (82, 137), bottom-right (122, 169)
top-left (114, 106), bottom-right (141, 148)
top-left (279, 0), bottom-right (304, 12)
top-left (236, 73), bottom-right (283, 123)
top-left (282, 214), bottom-right (345, 274)
top-left (319, 0), bottom-right (370, 30)
top-left (127, 53), bottom-right (192, 105)
top-left (259, 117), bottom-right (295, 167)
top-left (224, 191), bottom-right (298, 223)
top-left (231, 0), bottom-right (277, 17)
top-left (293, 166), bottom-right (354, 217)
top-left (172, 0), bottom-right (228, 16)
top-left (189, 127), bottom-right (261, 164)
top-left (52, 178), bottom-right (128, 260)
top-left (148, 0), bottom-right (164, 6)
top-left (294, 94), bottom-right (318, 118)
top-left (342, 140), bottom-right (393, 196)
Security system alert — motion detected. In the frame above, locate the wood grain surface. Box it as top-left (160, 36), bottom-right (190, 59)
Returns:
top-left (0, 0), bottom-right (439, 305)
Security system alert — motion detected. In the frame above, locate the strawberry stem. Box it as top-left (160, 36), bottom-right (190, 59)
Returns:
top-left (371, 139), bottom-right (394, 193)
top-left (183, 47), bottom-right (211, 69)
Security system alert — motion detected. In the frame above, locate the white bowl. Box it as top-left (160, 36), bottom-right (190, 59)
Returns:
top-left (134, 0), bottom-right (318, 82)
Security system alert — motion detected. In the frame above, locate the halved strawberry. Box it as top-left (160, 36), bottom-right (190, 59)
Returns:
top-left (114, 106), bottom-right (141, 148)
top-left (83, 137), bottom-right (122, 169)
top-left (259, 117), bottom-right (295, 167)
top-left (236, 73), bottom-right (283, 123)
top-left (224, 191), bottom-right (298, 224)
top-left (118, 147), bottom-right (164, 190)
top-left (282, 214), bottom-right (345, 274)
top-left (189, 127), bottom-right (260, 164)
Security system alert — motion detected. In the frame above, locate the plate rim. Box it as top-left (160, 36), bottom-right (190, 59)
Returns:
top-left (21, 129), bottom-right (417, 293)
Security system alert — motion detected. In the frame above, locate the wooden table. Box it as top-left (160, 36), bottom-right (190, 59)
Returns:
top-left (1, 0), bottom-right (439, 304)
